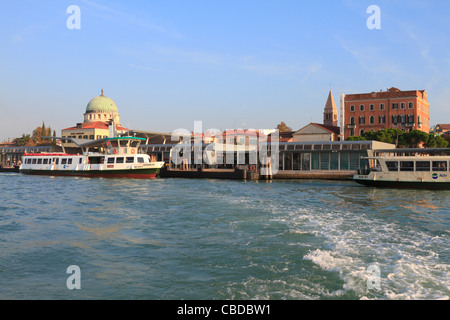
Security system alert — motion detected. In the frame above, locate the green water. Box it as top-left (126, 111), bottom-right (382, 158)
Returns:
top-left (0, 173), bottom-right (448, 299)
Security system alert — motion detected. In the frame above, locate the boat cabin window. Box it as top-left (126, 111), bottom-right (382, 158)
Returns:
top-left (32, 159), bottom-right (37, 164)
top-left (386, 161), bottom-right (398, 171)
top-left (55, 158), bottom-right (59, 165)
top-left (137, 157), bottom-right (144, 163)
top-left (37, 159), bottom-right (42, 164)
top-left (432, 161), bottom-right (447, 171)
top-left (68, 159), bottom-right (73, 165)
top-left (88, 157), bottom-right (104, 165)
top-left (107, 158), bottom-right (115, 164)
top-left (416, 161), bottom-right (430, 171)
top-left (116, 157), bottom-right (124, 164)
top-left (126, 157), bottom-right (134, 163)
top-left (61, 159), bottom-right (67, 164)
top-left (79, 158), bottom-right (82, 164)
top-left (43, 159), bottom-right (49, 165)
top-left (400, 161), bottom-right (414, 171)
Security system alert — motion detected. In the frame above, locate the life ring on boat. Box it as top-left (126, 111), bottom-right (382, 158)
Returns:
top-left (250, 165), bottom-right (256, 171)
top-left (113, 148), bottom-right (117, 154)
top-left (131, 149), bottom-right (136, 154)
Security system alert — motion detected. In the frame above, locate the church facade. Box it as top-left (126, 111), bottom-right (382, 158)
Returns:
top-left (293, 91), bottom-right (340, 142)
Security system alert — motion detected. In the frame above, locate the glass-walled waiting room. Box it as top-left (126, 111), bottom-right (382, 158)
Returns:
top-left (277, 141), bottom-right (393, 171)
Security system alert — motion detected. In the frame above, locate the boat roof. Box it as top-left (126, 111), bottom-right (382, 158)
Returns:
top-left (374, 148), bottom-right (450, 155)
top-left (105, 137), bottom-right (146, 141)
top-left (73, 136), bottom-right (146, 149)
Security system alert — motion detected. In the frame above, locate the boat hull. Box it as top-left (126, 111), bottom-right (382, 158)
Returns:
top-left (20, 168), bottom-right (160, 179)
top-left (354, 178), bottom-right (450, 189)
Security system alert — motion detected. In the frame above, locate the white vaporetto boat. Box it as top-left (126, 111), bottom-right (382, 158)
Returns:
top-left (20, 136), bottom-right (165, 179)
top-left (353, 148), bottom-right (450, 189)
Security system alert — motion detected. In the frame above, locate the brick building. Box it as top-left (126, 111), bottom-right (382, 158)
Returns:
top-left (342, 87), bottom-right (430, 139)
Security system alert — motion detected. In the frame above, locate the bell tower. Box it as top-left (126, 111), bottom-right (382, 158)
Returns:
top-left (323, 90), bottom-right (338, 127)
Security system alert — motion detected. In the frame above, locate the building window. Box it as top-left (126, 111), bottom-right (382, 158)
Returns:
top-left (350, 116), bottom-right (355, 125)
top-left (350, 105), bottom-right (355, 112)
top-left (400, 114), bottom-right (406, 124)
top-left (360, 104), bottom-right (365, 111)
top-left (369, 116), bottom-right (375, 124)
top-left (379, 115), bottom-right (385, 124)
top-left (380, 103), bottom-right (385, 110)
top-left (359, 116), bottom-right (365, 124)
top-left (392, 103), bottom-right (398, 110)
top-left (360, 129), bottom-right (365, 136)
top-left (401, 102), bottom-right (406, 109)
top-left (407, 114), bottom-right (414, 124)
top-left (392, 115), bottom-right (398, 124)
top-left (370, 104), bottom-right (375, 111)
top-left (408, 102), bottom-right (414, 109)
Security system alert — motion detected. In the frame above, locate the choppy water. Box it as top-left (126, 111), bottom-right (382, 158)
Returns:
top-left (0, 172), bottom-right (448, 300)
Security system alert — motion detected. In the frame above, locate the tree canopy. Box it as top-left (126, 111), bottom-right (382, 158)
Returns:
top-left (276, 121), bottom-right (293, 132)
top-left (12, 122), bottom-right (55, 146)
top-left (346, 129), bottom-right (449, 148)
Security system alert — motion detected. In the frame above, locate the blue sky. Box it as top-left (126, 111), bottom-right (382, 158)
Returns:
top-left (1, 0), bottom-right (449, 141)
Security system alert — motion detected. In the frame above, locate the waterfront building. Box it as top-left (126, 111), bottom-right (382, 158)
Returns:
top-left (61, 90), bottom-right (130, 147)
top-left (275, 140), bottom-right (395, 179)
top-left (139, 140), bottom-right (396, 180)
top-left (0, 145), bottom-right (53, 166)
top-left (342, 87), bottom-right (430, 139)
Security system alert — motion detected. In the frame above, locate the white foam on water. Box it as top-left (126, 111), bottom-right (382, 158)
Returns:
top-left (297, 207), bottom-right (449, 300)
top-left (206, 184), bottom-right (449, 299)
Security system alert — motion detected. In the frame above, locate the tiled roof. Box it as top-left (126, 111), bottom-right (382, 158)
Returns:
top-left (311, 123), bottom-right (340, 135)
top-left (62, 121), bottom-right (129, 131)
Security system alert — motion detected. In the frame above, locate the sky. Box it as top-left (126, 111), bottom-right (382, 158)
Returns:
top-left (1, 0), bottom-right (450, 141)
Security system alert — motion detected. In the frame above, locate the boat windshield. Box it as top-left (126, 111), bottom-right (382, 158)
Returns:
top-left (368, 158), bottom-right (382, 171)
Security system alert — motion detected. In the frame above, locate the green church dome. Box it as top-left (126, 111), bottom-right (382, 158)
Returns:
top-left (85, 90), bottom-right (118, 114)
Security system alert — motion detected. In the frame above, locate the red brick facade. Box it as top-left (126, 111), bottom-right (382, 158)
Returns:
top-left (343, 87), bottom-right (430, 139)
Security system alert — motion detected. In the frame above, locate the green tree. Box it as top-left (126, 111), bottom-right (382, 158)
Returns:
top-left (425, 134), bottom-right (449, 148)
top-left (400, 130), bottom-right (429, 148)
top-left (13, 134), bottom-right (32, 146)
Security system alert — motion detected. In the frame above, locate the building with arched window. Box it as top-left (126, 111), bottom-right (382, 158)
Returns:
top-left (342, 87), bottom-right (430, 139)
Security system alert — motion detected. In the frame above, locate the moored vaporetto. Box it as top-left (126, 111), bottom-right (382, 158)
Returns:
top-left (353, 148), bottom-right (450, 189)
top-left (20, 136), bottom-right (164, 179)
